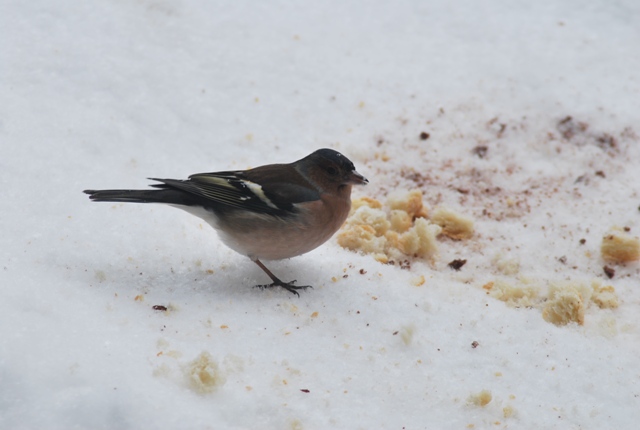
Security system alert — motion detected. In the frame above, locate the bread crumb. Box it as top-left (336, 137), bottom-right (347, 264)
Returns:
top-left (337, 224), bottom-right (387, 254)
top-left (399, 218), bottom-right (442, 261)
top-left (387, 189), bottom-right (426, 218)
top-left (492, 254), bottom-right (520, 276)
top-left (411, 275), bottom-right (426, 286)
top-left (183, 352), bottom-right (226, 394)
top-left (346, 206), bottom-right (390, 236)
top-left (467, 390), bottom-right (492, 407)
top-left (503, 405), bottom-right (516, 418)
top-left (431, 207), bottom-right (474, 239)
top-left (350, 196), bottom-right (383, 213)
top-left (591, 281), bottom-right (619, 309)
top-left (165, 350), bottom-right (182, 359)
top-left (389, 209), bottom-right (413, 233)
top-left (487, 279), bottom-right (539, 307)
top-left (373, 253), bottom-right (389, 264)
top-left (399, 325), bottom-right (415, 345)
top-left (376, 152), bottom-right (391, 162)
top-left (289, 419), bottom-right (304, 430)
top-left (601, 229), bottom-right (640, 263)
top-left (542, 283), bottom-right (585, 326)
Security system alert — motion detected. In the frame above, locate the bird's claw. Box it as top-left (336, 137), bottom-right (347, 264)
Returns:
top-left (254, 280), bottom-right (313, 296)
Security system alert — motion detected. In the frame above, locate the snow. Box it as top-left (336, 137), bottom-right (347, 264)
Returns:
top-left (2, 0), bottom-right (640, 428)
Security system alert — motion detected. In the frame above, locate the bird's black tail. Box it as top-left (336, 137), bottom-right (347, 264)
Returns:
top-left (83, 188), bottom-right (195, 205)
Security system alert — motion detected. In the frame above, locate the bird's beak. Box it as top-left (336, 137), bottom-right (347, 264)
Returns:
top-left (348, 170), bottom-right (368, 185)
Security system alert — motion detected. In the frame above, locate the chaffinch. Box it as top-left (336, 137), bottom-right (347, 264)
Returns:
top-left (84, 148), bottom-right (368, 295)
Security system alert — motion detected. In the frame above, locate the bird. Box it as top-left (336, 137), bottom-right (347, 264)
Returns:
top-left (83, 148), bottom-right (368, 295)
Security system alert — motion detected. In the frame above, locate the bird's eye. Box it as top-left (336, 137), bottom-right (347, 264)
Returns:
top-left (326, 166), bottom-right (338, 175)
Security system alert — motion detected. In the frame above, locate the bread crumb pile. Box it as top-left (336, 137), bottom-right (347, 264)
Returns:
top-left (338, 189), bottom-right (474, 264)
top-left (339, 188), bottom-right (629, 328)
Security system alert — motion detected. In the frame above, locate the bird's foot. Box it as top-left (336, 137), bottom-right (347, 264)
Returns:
top-left (254, 280), bottom-right (312, 297)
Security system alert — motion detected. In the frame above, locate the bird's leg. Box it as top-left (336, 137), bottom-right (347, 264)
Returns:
top-left (252, 259), bottom-right (312, 296)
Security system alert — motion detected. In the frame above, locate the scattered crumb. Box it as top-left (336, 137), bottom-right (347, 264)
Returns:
top-left (492, 254), bottom-right (521, 276)
top-left (467, 390), bottom-right (492, 407)
top-left (542, 283), bottom-right (585, 326)
top-left (399, 325), bottom-right (415, 346)
top-left (411, 275), bottom-right (426, 286)
top-left (165, 350), bottom-right (182, 359)
top-left (373, 253), bottom-right (390, 264)
top-left (398, 218), bottom-right (442, 262)
top-left (503, 405), bottom-right (516, 418)
top-left (337, 224), bottom-right (386, 254)
top-left (601, 229), bottom-right (640, 263)
top-left (471, 341), bottom-right (479, 348)
top-left (153, 305), bottom-right (168, 311)
top-left (346, 206), bottom-right (391, 236)
top-left (389, 209), bottom-right (413, 233)
top-left (485, 278), bottom-right (618, 326)
top-left (591, 282), bottom-right (619, 309)
top-left (387, 189), bottom-right (428, 219)
top-left (485, 279), bottom-right (539, 307)
top-left (289, 419), bottom-right (304, 430)
top-left (183, 352), bottom-right (225, 394)
top-left (350, 196), bottom-right (383, 213)
top-left (431, 207), bottom-right (474, 240)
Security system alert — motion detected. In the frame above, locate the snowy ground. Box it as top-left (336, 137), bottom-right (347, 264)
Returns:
top-left (2, 1), bottom-right (640, 429)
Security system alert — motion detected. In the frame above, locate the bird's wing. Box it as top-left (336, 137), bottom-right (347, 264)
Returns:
top-left (150, 170), bottom-right (319, 216)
